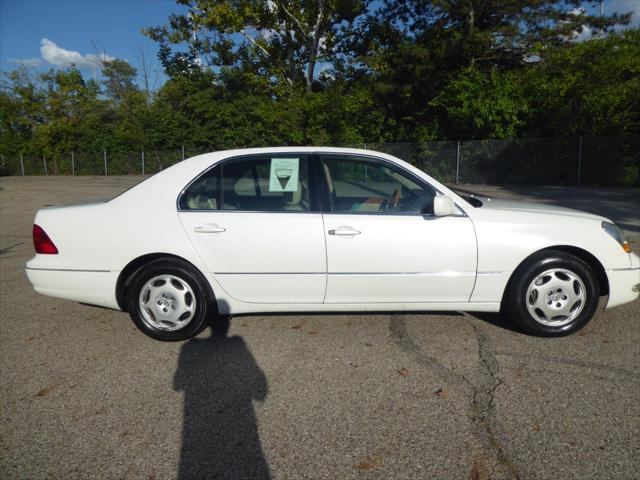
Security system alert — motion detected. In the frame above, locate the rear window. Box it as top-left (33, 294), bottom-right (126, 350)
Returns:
top-left (179, 167), bottom-right (219, 210)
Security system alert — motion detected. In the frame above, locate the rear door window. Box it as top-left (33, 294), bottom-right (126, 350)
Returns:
top-left (179, 154), bottom-right (314, 212)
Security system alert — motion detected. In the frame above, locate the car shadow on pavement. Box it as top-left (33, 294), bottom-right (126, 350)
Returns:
top-left (466, 311), bottom-right (523, 334)
top-left (174, 315), bottom-right (271, 480)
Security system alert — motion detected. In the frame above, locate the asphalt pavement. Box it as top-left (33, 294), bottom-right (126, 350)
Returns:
top-left (0, 176), bottom-right (638, 480)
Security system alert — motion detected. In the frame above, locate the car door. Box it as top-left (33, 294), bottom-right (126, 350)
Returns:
top-left (319, 153), bottom-right (477, 304)
top-left (177, 153), bottom-right (326, 303)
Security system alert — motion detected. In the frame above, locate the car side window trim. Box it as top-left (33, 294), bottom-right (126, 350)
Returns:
top-left (177, 152), bottom-right (321, 214)
top-left (178, 151), bottom-right (466, 216)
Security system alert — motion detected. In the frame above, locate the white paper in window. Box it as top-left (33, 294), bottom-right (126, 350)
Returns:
top-left (269, 158), bottom-right (300, 192)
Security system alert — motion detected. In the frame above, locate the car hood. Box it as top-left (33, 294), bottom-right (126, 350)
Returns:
top-left (477, 197), bottom-right (610, 223)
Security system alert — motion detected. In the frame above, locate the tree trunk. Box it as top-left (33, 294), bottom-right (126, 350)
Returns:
top-left (305, 0), bottom-right (325, 93)
top-left (468, 5), bottom-right (475, 66)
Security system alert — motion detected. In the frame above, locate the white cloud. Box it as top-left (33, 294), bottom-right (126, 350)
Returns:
top-left (9, 58), bottom-right (41, 67)
top-left (318, 35), bottom-right (327, 52)
top-left (574, 24), bottom-right (593, 42)
top-left (259, 28), bottom-right (274, 41)
top-left (563, 7), bottom-right (593, 41)
top-left (570, 7), bottom-right (585, 16)
top-left (39, 38), bottom-right (114, 69)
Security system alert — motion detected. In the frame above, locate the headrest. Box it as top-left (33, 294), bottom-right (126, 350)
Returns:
top-left (323, 163), bottom-right (334, 194)
top-left (285, 181), bottom-right (303, 205)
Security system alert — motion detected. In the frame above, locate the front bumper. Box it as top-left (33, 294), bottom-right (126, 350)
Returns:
top-left (606, 267), bottom-right (640, 309)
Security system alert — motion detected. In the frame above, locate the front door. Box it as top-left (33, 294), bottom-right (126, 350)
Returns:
top-left (178, 153), bottom-right (326, 303)
top-left (319, 153), bottom-right (477, 304)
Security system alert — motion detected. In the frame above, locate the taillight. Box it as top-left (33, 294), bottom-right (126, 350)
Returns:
top-left (33, 224), bottom-right (58, 254)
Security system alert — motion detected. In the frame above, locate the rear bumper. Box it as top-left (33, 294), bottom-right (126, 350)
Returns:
top-left (26, 265), bottom-right (121, 310)
top-left (605, 267), bottom-right (640, 309)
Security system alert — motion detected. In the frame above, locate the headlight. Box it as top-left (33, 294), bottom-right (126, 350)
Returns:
top-left (602, 222), bottom-right (632, 253)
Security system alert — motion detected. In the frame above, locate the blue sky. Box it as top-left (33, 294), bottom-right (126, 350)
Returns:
top-left (1, 0), bottom-right (639, 88)
top-left (0, 0), bottom-right (187, 86)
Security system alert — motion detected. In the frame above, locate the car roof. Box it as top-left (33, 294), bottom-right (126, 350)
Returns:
top-left (113, 146), bottom-right (472, 211)
top-left (186, 146), bottom-right (391, 162)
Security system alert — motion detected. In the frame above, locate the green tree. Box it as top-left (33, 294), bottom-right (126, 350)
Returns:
top-left (0, 67), bottom-right (45, 156)
top-left (102, 59), bottom-right (138, 104)
top-left (1, 0), bottom-right (639, 173)
top-left (346, 0), bottom-right (631, 139)
top-left (523, 29), bottom-right (640, 137)
top-left (365, 0), bottom-right (630, 71)
top-left (430, 67), bottom-right (528, 139)
top-left (145, 0), bottom-right (371, 93)
top-left (34, 68), bottom-right (105, 163)
top-left (100, 59), bottom-right (152, 155)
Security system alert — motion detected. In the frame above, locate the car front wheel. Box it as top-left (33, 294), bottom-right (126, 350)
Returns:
top-left (126, 258), bottom-right (213, 341)
top-left (504, 250), bottom-right (599, 336)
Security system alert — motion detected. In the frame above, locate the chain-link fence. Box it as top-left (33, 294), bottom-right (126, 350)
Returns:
top-left (1, 135), bottom-right (638, 187)
top-left (350, 135), bottom-right (639, 187)
top-left (0, 150), bottom-right (189, 177)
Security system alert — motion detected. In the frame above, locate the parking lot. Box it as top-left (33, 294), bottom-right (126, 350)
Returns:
top-left (1, 176), bottom-right (638, 480)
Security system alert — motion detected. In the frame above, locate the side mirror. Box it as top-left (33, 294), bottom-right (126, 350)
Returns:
top-left (433, 195), bottom-right (455, 216)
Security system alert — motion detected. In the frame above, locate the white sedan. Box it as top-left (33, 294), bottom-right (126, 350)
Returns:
top-left (26, 147), bottom-right (639, 341)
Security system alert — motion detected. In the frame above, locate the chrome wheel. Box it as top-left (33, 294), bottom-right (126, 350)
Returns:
top-left (138, 274), bottom-right (196, 331)
top-left (526, 268), bottom-right (586, 326)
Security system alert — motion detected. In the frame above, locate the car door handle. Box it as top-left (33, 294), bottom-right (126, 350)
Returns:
top-left (328, 226), bottom-right (361, 236)
top-left (194, 224), bottom-right (226, 233)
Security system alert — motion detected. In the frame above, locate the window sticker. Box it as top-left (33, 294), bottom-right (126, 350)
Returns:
top-left (269, 158), bottom-right (300, 192)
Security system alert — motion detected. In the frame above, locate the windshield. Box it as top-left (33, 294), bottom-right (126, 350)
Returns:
top-left (447, 186), bottom-right (483, 208)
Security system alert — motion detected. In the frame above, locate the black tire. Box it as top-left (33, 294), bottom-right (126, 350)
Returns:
top-left (126, 258), bottom-right (214, 341)
top-left (503, 250), bottom-right (599, 337)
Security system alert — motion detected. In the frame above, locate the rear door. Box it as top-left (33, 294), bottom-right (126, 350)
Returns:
top-left (178, 153), bottom-right (326, 303)
top-left (319, 153), bottom-right (477, 304)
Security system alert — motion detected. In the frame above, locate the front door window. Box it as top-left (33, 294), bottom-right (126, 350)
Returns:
top-left (321, 156), bottom-right (436, 215)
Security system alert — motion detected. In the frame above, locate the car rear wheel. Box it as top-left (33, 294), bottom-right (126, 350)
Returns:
top-left (503, 250), bottom-right (599, 336)
top-left (126, 258), bottom-right (212, 341)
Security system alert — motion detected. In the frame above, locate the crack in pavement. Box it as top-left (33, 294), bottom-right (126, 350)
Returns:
top-left (469, 324), bottom-right (520, 480)
top-left (389, 315), bottom-right (521, 480)
top-left (0, 242), bottom-right (24, 255)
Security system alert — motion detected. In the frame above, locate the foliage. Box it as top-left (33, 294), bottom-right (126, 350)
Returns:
top-left (523, 29), bottom-right (640, 137)
top-left (0, 0), bottom-right (638, 166)
top-left (430, 67), bottom-right (528, 139)
top-left (145, 0), bottom-right (372, 93)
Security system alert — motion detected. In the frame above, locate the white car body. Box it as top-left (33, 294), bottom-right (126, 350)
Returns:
top-left (26, 147), bottom-right (639, 318)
